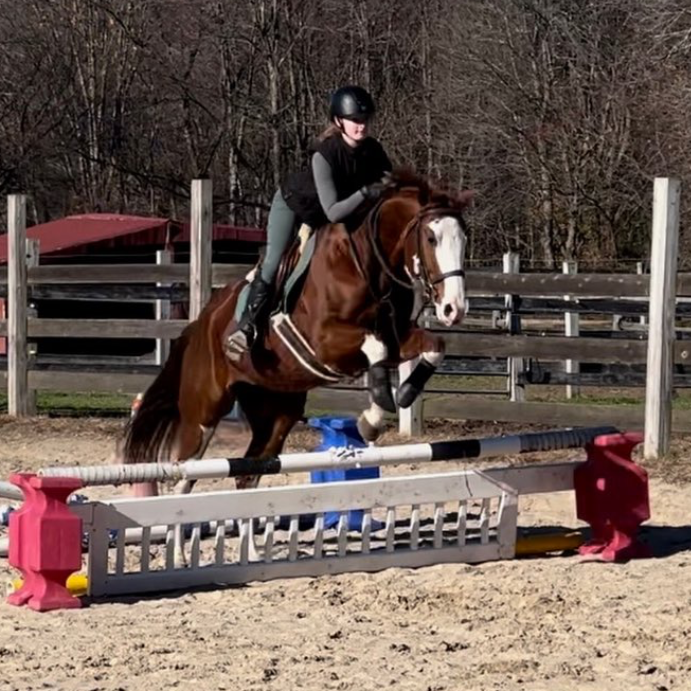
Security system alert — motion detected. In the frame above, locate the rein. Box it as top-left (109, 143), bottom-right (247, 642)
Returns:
top-left (366, 200), bottom-right (416, 291)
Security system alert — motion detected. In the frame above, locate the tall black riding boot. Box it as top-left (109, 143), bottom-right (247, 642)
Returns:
top-left (225, 275), bottom-right (272, 359)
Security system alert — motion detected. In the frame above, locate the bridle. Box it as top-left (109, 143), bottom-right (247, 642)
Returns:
top-left (410, 204), bottom-right (468, 291)
top-left (364, 195), bottom-right (468, 304)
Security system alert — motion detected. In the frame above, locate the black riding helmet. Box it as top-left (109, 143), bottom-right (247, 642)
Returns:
top-left (329, 85), bottom-right (375, 121)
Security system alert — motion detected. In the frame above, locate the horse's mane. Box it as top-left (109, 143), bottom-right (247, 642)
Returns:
top-left (386, 167), bottom-right (431, 198)
top-left (338, 166), bottom-right (475, 233)
top-left (385, 167), bottom-right (473, 210)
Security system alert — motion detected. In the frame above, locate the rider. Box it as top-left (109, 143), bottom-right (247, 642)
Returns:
top-left (225, 85), bottom-right (393, 357)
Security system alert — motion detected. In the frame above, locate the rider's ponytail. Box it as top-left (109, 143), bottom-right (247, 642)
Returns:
top-left (317, 123), bottom-right (340, 141)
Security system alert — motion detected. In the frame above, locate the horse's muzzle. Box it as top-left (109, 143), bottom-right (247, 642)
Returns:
top-left (436, 277), bottom-right (467, 326)
top-left (436, 300), bottom-right (466, 326)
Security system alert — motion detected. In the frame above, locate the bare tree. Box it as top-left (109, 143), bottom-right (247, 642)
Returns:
top-left (0, 0), bottom-right (684, 266)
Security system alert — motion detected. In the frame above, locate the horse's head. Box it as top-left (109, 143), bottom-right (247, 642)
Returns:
top-left (378, 171), bottom-right (474, 326)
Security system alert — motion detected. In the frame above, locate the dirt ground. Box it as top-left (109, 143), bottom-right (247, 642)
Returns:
top-left (0, 415), bottom-right (690, 691)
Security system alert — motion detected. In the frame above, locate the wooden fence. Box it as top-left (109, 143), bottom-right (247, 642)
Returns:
top-left (0, 178), bottom-right (686, 459)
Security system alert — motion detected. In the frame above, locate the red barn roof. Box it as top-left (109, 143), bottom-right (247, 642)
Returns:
top-left (0, 213), bottom-right (266, 263)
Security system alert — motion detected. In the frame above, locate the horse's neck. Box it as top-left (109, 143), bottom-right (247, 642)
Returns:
top-left (308, 199), bottom-right (418, 289)
top-left (378, 200), bottom-right (419, 271)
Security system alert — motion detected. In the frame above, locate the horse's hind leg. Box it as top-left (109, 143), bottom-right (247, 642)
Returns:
top-left (171, 421), bottom-right (220, 567)
top-left (171, 390), bottom-right (235, 566)
top-left (234, 385), bottom-right (307, 488)
top-left (172, 422), bottom-right (217, 494)
top-left (234, 385), bottom-right (307, 561)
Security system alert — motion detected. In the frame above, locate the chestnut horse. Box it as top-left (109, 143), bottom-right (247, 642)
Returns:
top-left (122, 171), bottom-right (472, 494)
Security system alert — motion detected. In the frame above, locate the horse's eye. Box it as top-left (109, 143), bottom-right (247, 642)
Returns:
top-left (428, 234), bottom-right (437, 246)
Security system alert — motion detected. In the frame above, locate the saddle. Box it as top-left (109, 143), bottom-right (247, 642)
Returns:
top-left (233, 223), bottom-right (317, 324)
top-left (272, 223), bottom-right (316, 314)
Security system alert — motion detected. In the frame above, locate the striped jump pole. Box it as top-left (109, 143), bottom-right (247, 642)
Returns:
top-left (38, 426), bottom-right (619, 487)
top-left (0, 481), bottom-right (24, 502)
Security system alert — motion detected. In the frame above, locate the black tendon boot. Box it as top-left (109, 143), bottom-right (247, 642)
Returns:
top-left (396, 358), bottom-right (436, 408)
top-left (225, 275), bottom-right (272, 359)
top-left (368, 363), bottom-right (397, 413)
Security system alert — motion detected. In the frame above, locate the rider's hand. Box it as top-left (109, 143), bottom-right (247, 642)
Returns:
top-left (361, 181), bottom-right (387, 200)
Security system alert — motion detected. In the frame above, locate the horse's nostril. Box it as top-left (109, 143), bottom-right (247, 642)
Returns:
top-left (443, 303), bottom-right (454, 317)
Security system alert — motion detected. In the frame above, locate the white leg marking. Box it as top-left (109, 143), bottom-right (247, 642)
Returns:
top-left (421, 350), bottom-right (444, 367)
top-left (361, 334), bottom-right (387, 365)
top-left (363, 401), bottom-right (386, 428)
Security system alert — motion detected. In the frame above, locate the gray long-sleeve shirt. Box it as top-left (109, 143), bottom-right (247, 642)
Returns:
top-left (312, 152), bottom-right (368, 223)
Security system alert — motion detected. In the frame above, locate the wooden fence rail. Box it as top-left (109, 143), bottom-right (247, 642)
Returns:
top-left (3, 263), bottom-right (691, 297)
top-left (1, 320), bottom-right (687, 365)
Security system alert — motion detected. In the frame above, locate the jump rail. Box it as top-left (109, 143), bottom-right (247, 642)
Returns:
top-left (38, 426), bottom-right (618, 486)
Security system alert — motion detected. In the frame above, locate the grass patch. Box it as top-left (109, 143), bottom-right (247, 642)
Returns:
top-left (0, 391), bottom-right (133, 416)
top-left (3, 382), bottom-right (691, 418)
top-left (528, 388), bottom-right (691, 408)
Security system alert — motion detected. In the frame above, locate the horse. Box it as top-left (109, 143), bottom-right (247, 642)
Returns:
top-left (121, 170), bottom-right (473, 500)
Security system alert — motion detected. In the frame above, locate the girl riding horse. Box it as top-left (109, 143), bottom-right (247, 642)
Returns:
top-left (225, 85), bottom-right (392, 358)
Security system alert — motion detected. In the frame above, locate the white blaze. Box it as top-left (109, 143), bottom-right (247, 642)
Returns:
top-left (428, 217), bottom-right (467, 326)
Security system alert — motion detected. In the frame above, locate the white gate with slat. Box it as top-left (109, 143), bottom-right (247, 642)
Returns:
top-left (81, 470), bottom-right (518, 598)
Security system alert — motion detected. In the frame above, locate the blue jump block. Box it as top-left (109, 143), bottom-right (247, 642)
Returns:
top-left (308, 416), bottom-right (383, 531)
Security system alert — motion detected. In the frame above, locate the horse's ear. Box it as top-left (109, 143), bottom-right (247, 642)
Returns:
top-left (456, 190), bottom-right (476, 208)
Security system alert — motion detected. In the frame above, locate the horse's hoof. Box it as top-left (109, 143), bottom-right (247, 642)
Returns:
top-left (357, 414), bottom-right (382, 442)
top-left (396, 382), bottom-right (420, 409)
top-left (371, 385), bottom-right (397, 414)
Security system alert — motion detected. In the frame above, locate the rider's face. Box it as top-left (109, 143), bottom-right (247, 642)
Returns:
top-left (338, 116), bottom-right (369, 145)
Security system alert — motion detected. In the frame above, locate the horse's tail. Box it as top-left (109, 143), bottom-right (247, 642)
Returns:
top-left (121, 328), bottom-right (192, 465)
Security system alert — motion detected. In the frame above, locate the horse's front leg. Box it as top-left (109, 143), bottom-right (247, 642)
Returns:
top-left (357, 333), bottom-right (397, 442)
top-left (396, 328), bottom-right (445, 409)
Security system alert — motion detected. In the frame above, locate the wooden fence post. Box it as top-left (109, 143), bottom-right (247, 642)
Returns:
top-left (644, 177), bottom-right (681, 460)
top-left (503, 252), bottom-right (524, 401)
top-left (0, 299), bottom-right (5, 355)
top-left (398, 360), bottom-right (423, 437)
top-left (155, 249), bottom-right (172, 365)
top-left (7, 194), bottom-right (31, 416)
top-left (25, 239), bottom-right (38, 414)
top-left (563, 260), bottom-right (580, 400)
top-left (189, 179), bottom-right (212, 321)
top-left (637, 261), bottom-right (648, 327)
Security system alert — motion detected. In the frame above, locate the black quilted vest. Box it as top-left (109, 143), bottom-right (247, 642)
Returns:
top-left (281, 135), bottom-right (391, 228)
